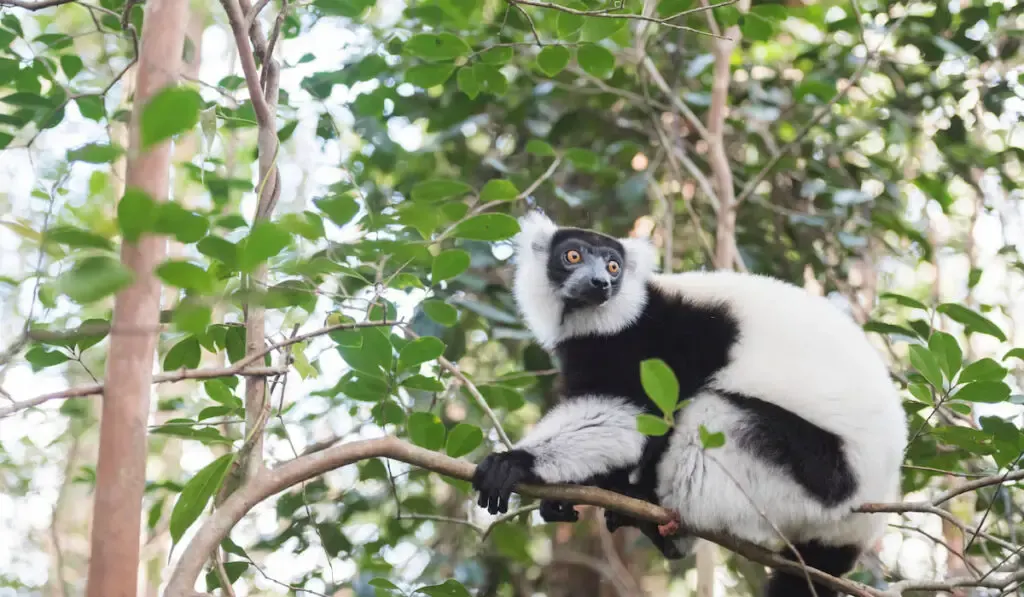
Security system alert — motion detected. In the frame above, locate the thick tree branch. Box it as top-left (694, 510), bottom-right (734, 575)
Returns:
top-left (84, 1), bottom-right (190, 596)
top-left (162, 435), bottom-right (1024, 597)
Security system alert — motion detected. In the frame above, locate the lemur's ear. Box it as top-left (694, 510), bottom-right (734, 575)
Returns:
top-left (620, 236), bottom-right (658, 278)
top-left (516, 210), bottom-right (558, 256)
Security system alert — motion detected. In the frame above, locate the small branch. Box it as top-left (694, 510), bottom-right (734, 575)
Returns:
top-left (0, 0), bottom-right (76, 8)
top-left (0, 366), bottom-right (287, 418)
top-left (218, 0), bottom-right (273, 128)
top-left (0, 320), bottom-right (395, 418)
top-left (480, 504), bottom-right (540, 541)
top-left (507, 0), bottom-right (733, 37)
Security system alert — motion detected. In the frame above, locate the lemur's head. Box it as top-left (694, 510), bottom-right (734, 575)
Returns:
top-left (512, 211), bottom-right (657, 349)
top-left (546, 227), bottom-right (627, 309)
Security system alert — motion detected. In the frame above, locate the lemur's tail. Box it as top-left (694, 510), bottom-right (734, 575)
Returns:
top-left (763, 541), bottom-right (860, 597)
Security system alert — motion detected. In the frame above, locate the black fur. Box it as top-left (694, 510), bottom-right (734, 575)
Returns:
top-left (722, 392), bottom-right (858, 506)
top-left (764, 541), bottom-right (860, 597)
top-left (553, 283), bottom-right (740, 508)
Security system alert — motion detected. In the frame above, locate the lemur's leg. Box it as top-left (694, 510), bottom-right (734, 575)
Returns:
top-left (473, 396), bottom-right (646, 518)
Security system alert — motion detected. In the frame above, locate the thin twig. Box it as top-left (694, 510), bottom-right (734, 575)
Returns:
top-left (507, 0), bottom-right (732, 37)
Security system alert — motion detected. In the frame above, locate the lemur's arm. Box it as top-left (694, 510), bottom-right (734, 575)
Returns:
top-left (472, 396), bottom-right (646, 517)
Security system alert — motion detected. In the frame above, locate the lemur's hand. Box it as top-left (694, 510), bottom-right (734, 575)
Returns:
top-left (472, 450), bottom-right (537, 515)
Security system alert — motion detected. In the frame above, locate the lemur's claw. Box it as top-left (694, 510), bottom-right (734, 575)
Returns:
top-left (472, 450), bottom-right (536, 515)
top-left (540, 500), bottom-right (580, 523)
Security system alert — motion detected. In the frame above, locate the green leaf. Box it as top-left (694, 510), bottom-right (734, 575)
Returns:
top-left (45, 225), bottom-right (113, 250)
top-left (67, 142), bottom-right (122, 164)
top-left (156, 260), bottom-right (214, 293)
top-left (450, 213), bottom-right (519, 241)
top-left (140, 85), bottom-right (202, 149)
top-left (656, 0), bottom-right (693, 17)
top-left (153, 202), bottom-right (208, 244)
top-left (556, 9), bottom-right (585, 38)
top-left (909, 345), bottom-right (944, 389)
top-left (581, 17), bottom-right (627, 42)
top-left (565, 148), bottom-right (599, 171)
top-left (423, 300), bottom-right (459, 326)
top-left (402, 374), bottom-right (445, 392)
top-left (406, 63), bottom-right (456, 87)
top-left (526, 139), bottom-right (555, 157)
top-left (640, 358), bottom-right (679, 416)
top-left (699, 425), bottom-right (726, 449)
top-left (117, 188), bottom-right (157, 243)
top-left (879, 293), bottom-right (928, 311)
top-left (927, 331), bottom-right (962, 380)
top-left (1002, 348), bottom-right (1024, 363)
top-left (25, 346), bottom-right (70, 371)
top-left (411, 179), bottom-right (472, 203)
top-left (405, 33), bottom-right (471, 60)
top-left (457, 65), bottom-right (480, 99)
top-left (480, 46), bottom-right (514, 64)
top-left (432, 250), bottom-right (470, 283)
top-left (415, 579), bottom-right (472, 597)
top-left (169, 453), bottom-right (236, 545)
top-left (398, 337), bottom-right (445, 370)
top-left (952, 381), bottom-right (1011, 404)
top-left (480, 179), bottom-right (519, 202)
top-left (636, 413), bottom-right (670, 436)
top-left (239, 220), bottom-right (290, 272)
top-left (56, 256), bottom-right (134, 304)
top-left (936, 303), bottom-right (1006, 341)
top-left (908, 382), bottom-right (933, 405)
top-left (315, 195), bottom-right (360, 227)
top-left (536, 46), bottom-right (571, 76)
top-left (198, 236), bottom-right (238, 268)
top-left (60, 54), bottom-right (83, 79)
top-left (576, 44), bottom-right (615, 79)
top-left (750, 3), bottom-right (787, 19)
top-left (958, 358), bottom-right (1007, 384)
top-left (164, 336), bottom-right (201, 370)
top-left (446, 423), bottom-right (483, 458)
top-left (739, 14), bottom-right (773, 41)
top-left (76, 95), bottom-right (104, 121)
top-left (337, 327), bottom-right (393, 377)
top-left (408, 412), bottom-right (446, 451)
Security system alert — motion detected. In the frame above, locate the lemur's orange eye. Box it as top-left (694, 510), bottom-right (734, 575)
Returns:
top-left (607, 261), bottom-right (620, 275)
top-left (565, 250), bottom-right (582, 264)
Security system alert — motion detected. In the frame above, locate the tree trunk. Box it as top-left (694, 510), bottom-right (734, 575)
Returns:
top-left (84, 2), bottom-right (190, 597)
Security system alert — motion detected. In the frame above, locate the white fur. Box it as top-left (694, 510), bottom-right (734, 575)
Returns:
top-left (649, 271), bottom-right (906, 551)
top-left (514, 395), bottom-right (646, 484)
top-left (513, 211), bottom-right (658, 350)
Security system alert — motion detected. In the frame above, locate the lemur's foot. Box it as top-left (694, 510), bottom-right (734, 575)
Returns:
top-left (539, 500), bottom-right (579, 523)
top-left (658, 510), bottom-right (682, 537)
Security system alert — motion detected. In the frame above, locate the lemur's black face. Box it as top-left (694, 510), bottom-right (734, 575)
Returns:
top-left (546, 228), bottom-right (626, 309)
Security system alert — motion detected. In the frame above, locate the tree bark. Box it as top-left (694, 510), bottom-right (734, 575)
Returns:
top-left (84, 2), bottom-right (190, 597)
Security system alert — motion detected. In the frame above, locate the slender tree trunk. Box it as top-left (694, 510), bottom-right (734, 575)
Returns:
top-left (84, 2), bottom-right (190, 597)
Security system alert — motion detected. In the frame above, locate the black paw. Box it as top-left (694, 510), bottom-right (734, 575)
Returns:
top-left (540, 499), bottom-right (579, 523)
top-left (471, 450), bottom-right (537, 515)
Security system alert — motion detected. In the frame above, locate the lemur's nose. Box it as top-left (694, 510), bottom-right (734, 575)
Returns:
top-left (590, 277), bottom-right (610, 290)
